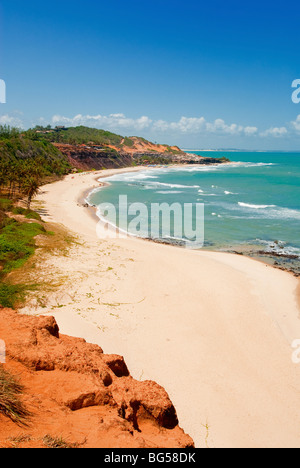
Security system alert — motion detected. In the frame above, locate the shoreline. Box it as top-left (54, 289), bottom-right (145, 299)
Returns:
top-left (32, 167), bottom-right (300, 448)
top-left (80, 166), bottom-right (300, 280)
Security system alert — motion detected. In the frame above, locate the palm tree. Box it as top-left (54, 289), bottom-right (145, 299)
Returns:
top-left (22, 177), bottom-right (40, 209)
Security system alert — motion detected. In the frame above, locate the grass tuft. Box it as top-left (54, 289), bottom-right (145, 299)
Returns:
top-left (0, 220), bottom-right (46, 275)
top-left (42, 435), bottom-right (80, 449)
top-left (0, 366), bottom-right (31, 425)
top-left (12, 207), bottom-right (42, 221)
top-left (0, 283), bottom-right (27, 309)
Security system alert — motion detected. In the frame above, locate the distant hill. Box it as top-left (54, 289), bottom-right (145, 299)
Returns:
top-left (26, 125), bottom-right (185, 156)
top-left (21, 125), bottom-right (229, 171)
top-left (0, 124), bottom-right (229, 211)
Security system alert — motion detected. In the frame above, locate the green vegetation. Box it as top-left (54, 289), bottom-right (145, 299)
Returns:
top-left (0, 366), bottom-right (30, 424)
top-left (131, 136), bottom-right (149, 145)
top-left (0, 219), bottom-right (45, 274)
top-left (220, 156), bottom-right (230, 162)
top-left (0, 283), bottom-right (27, 309)
top-left (12, 207), bottom-right (42, 221)
top-left (134, 154), bottom-right (172, 165)
top-left (0, 199), bottom-right (47, 308)
top-left (26, 125), bottom-right (124, 147)
top-left (0, 125), bottom-right (71, 205)
top-left (0, 198), bottom-right (13, 212)
top-left (164, 145), bottom-right (182, 155)
top-left (122, 137), bottom-right (134, 148)
top-left (0, 196), bottom-right (77, 309)
top-left (25, 125), bottom-right (183, 156)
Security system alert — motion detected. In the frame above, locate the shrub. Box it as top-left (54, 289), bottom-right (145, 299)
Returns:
top-left (0, 283), bottom-right (26, 308)
top-left (12, 207), bottom-right (42, 221)
top-left (0, 221), bottom-right (45, 276)
top-left (0, 199), bottom-right (13, 212)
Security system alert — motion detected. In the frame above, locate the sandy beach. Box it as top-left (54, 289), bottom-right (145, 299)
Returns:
top-left (26, 168), bottom-right (300, 448)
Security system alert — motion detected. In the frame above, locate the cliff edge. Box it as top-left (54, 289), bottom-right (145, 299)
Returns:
top-left (0, 309), bottom-right (194, 448)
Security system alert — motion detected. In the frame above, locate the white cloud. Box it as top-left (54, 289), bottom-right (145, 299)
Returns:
top-left (152, 117), bottom-right (206, 133)
top-left (3, 110), bottom-right (300, 142)
top-left (260, 127), bottom-right (288, 138)
top-left (53, 113), bottom-right (259, 137)
top-left (0, 114), bottom-right (23, 127)
top-left (153, 116), bottom-right (256, 136)
top-left (291, 115), bottom-right (300, 132)
top-left (38, 112), bottom-right (300, 139)
top-left (244, 126), bottom-right (259, 136)
top-left (206, 119), bottom-right (247, 135)
top-left (52, 113), bottom-right (152, 131)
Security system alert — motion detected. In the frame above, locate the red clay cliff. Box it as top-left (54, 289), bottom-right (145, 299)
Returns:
top-left (0, 309), bottom-right (194, 448)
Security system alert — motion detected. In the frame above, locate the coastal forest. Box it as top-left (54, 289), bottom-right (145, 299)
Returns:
top-left (0, 125), bottom-right (71, 206)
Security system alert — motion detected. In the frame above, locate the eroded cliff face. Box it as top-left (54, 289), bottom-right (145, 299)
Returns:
top-left (53, 144), bottom-right (133, 171)
top-left (108, 136), bottom-right (184, 156)
top-left (0, 309), bottom-right (194, 448)
top-left (53, 142), bottom-right (226, 171)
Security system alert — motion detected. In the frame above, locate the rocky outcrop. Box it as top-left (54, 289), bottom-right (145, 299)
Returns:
top-left (0, 309), bottom-right (194, 448)
top-left (171, 155), bottom-right (229, 165)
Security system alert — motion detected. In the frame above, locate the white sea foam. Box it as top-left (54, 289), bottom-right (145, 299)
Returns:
top-left (103, 172), bottom-right (159, 183)
top-left (238, 202), bottom-right (276, 209)
top-left (145, 182), bottom-right (200, 189)
top-left (156, 191), bottom-right (184, 195)
top-left (243, 162), bottom-right (275, 167)
top-left (102, 161), bottom-right (276, 185)
top-left (236, 203), bottom-right (300, 220)
top-left (213, 201), bottom-right (300, 221)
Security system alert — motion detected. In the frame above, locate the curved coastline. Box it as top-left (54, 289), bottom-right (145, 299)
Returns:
top-left (34, 167), bottom-right (300, 448)
top-left (80, 161), bottom-right (243, 242)
top-left (83, 165), bottom-right (300, 274)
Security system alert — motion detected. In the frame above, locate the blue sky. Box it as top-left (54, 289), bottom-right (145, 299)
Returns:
top-left (1, 0), bottom-right (300, 150)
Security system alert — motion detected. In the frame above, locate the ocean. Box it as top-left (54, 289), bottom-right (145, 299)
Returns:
top-left (88, 151), bottom-right (300, 274)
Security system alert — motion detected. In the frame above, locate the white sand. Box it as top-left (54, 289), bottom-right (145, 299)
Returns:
top-left (29, 169), bottom-right (300, 448)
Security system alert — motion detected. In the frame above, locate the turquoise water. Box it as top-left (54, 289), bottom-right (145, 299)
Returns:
top-left (89, 152), bottom-right (300, 261)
